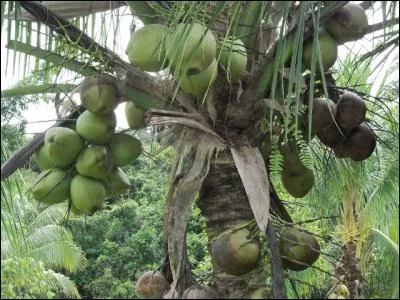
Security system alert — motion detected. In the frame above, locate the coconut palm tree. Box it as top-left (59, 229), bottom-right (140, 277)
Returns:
top-left (1, 1), bottom-right (399, 298)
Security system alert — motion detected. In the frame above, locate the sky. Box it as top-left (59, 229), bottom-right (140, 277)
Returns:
top-left (1, 2), bottom-right (399, 138)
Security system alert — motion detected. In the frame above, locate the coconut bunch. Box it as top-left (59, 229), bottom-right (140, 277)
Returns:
top-left (125, 22), bottom-right (248, 96)
top-left (302, 3), bottom-right (368, 72)
top-left (31, 75), bottom-right (144, 215)
top-left (309, 93), bottom-right (376, 161)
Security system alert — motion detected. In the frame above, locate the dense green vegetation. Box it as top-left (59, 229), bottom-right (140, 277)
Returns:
top-left (66, 144), bottom-right (211, 298)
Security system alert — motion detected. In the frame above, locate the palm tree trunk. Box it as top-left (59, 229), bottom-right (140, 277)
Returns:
top-left (198, 151), bottom-right (272, 298)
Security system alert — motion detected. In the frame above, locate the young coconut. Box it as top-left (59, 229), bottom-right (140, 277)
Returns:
top-left (303, 29), bottom-right (338, 71)
top-left (80, 75), bottom-right (120, 114)
top-left (166, 23), bottom-right (217, 74)
top-left (326, 3), bottom-right (368, 44)
top-left (279, 138), bottom-right (310, 175)
top-left (70, 175), bottom-right (105, 214)
top-left (108, 133), bottom-right (142, 167)
top-left (281, 168), bottom-right (315, 198)
top-left (102, 167), bottom-right (130, 197)
top-left (178, 59), bottom-right (218, 96)
top-left (135, 271), bottom-right (169, 299)
top-left (76, 110), bottom-right (117, 144)
top-left (125, 102), bottom-right (146, 129)
top-left (332, 284), bottom-right (351, 298)
top-left (35, 144), bottom-right (56, 171)
top-left (219, 38), bottom-right (247, 82)
top-left (279, 227), bottom-right (320, 271)
top-left (70, 201), bottom-right (84, 216)
top-left (211, 227), bottom-right (260, 276)
top-left (45, 127), bottom-right (84, 168)
top-left (311, 98), bottom-right (337, 133)
top-left (75, 145), bottom-right (113, 180)
top-left (336, 92), bottom-right (366, 129)
top-left (346, 124), bottom-right (376, 161)
top-left (126, 24), bottom-right (169, 72)
top-left (31, 168), bottom-right (71, 205)
top-left (248, 287), bottom-right (272, 299)
top-left (182, 286), bottom-right (218, 299)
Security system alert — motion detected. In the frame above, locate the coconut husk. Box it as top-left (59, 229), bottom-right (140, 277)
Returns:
top-left (336, 92), bottom-right (366, 130)
top-left (346, 124), bottom-right (376, 161)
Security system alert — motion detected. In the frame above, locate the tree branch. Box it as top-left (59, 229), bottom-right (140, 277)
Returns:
top-left (13, 1), bottom-right (126, 21)
top-left (1, 84), bottom-right (77, 98)
top-left (266, 222), bottom-right (287, 299)
top-left (365, 17), bottom-right (400, 35)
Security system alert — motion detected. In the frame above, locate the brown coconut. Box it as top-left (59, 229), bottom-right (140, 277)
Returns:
top-left (317, 121), bottom-right (346, 148)
top-left (279, 227), bottom-right (320, 271)
top-left (333, 141), bottom-right (351, 159)
top-left (336, 92), bottom-right (366, 129)
top-left (326, 3), bottom-right (368, 44)
top-left (346, 124), bottom-right (376, 161)
top-left (182, 286), bottom-right (218, 299)
top-left (135, 271), bottom-right (169, 299)
top-left (311, 98), bottom-right (337, 133)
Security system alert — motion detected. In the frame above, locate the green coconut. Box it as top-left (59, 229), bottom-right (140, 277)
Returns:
top-left (80, 75), bottom-right (120, 114)
top-left (135, 271), bottom-right (169, 299)
top-left (303, 28), bottom-right (338, 71)
top-left (312, 98), bottom-right (337, 133)
top-left (76, 110), bottom-right (117, 144)
top-left (70, 201), bottom-right (84, 216)
top-left (346, 124), bottom-right (376, 161)
top-left (166, 23), bottom-right (217, 74)
top-left (44, 127), bottom-right (84, 168)
top-left (125, 102), bottom-right (146, 129)
top-left (31, 168), bottom-right (71, 205)
top-left (219, 38), bottom-right (247, 82)
top-left (179, 59), bottom-right (218, 96)
top-left (102, 167), bottom-right (130, 197)
top-left (248, 287), bottom-right (271, 299)
top-left (109, 133), bottom-right (142, 167)
top-left (70, 175), bottom-right (105, 214)
top-left (279, 227), bottom-right (320, 271)
top-left (332, 284), bottom-right (350, 298)
top-left (75, 145), bottom-right (113, 180)
top-left (126, 24), bottom-right (168, 72)
top-left (281, 168), bottom-right (315, 198)
top-left (182, 286), bottom-right (218, 299)
top-left (336, 92), bottom-right (366, 129)
top-left (35, 144), bottom-right (56, 171)
top-left (211, 227), bottom-right (260, 276)
top-left (279, 141), bottom-right (306, 175)
top-left (328, 293), bottom-right (339, 299)
top-left (326, 3), bottom-right (368, 44)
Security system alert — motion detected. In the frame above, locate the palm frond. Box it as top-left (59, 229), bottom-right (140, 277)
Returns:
top-left (46, 270), bottom-right (81, 299)
top-left (28, 241), bottom-right (87, 273)
top-left (29, 202), bottom-right (69, 231)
